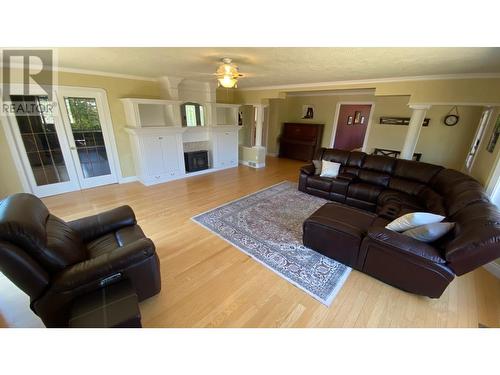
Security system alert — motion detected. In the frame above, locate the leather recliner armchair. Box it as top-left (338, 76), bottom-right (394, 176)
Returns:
top-left (0, 193), bottom-right (161, 327)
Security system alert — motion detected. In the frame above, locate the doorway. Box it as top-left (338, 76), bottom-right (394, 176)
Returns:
top-left (331, 103), bottom-right (373, 151)
top-left (464, 107), bottom-right (492, 173)
top-left (6, 87), bottom-right (119, 197)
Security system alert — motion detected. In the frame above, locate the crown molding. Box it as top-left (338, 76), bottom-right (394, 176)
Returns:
top-left (1, 62), bottom-right (158, 82)
top-left (237, 73), bottom-right (500, 92)
top-left (287, 89), bottom-right (375, 97)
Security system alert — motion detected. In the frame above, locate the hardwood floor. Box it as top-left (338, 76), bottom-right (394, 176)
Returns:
top-left (1, 156), bottom-right (499, 328)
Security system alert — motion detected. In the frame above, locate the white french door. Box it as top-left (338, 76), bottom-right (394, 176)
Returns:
top-left (56, 88), bottom-right (118, 189)
top-left (7, 87), bottom-right (119, 197)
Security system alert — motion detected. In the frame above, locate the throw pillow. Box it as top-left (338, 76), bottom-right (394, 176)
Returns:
top-left (385, 212), bottom-right (445, 232)
top-left (320, 160), bottom-right (341, 178)
top-left (312, 160), bottom-right (322, 175)
top-left (402, 222), bottom-right (455, 243)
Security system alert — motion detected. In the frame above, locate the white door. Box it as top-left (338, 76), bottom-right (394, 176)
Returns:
top-left (56, 88), bottom-right (118, 189)
top-left (6, 94), bottom-right (81, 197)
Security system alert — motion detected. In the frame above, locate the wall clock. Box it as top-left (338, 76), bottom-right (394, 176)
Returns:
top-left (444, 114), bottom-right (459, 126)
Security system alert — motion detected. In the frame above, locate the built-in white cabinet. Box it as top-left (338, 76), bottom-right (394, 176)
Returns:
top-left (211, 127), bottom-right (239, 168)
top-left (125, 128), bottom-right (185, 186)
top-left (122, 98), bottom-right (241, 186)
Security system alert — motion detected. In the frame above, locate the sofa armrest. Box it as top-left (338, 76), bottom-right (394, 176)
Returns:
top-left (300, 164), bottom-right (316, 176)
top-left (364, 227), bottom-right (446, 264)
top-left (52, 238), bottom-right (155, 292)
top-left (68, 205), bottom-right (136, 243)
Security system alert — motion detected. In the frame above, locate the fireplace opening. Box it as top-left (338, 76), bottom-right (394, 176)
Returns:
top-left (184, 150), bottom-right (209, 173)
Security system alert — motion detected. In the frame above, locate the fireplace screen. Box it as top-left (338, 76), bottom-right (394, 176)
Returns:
top-left (184, 150), bottom-right (209, 172)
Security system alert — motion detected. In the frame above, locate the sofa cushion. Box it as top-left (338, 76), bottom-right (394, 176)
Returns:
top-left (358, 170), bottom-right (391, 187)
top-left (45, 215), bottom-right (87, 271)
top-left (394, 159), bottom-right (443, 184)
top-left (378, 189), bottom-right (423, 210)
top-left (431, 169), bottom-right (474, 195)
top-left (321, 149), bottom-right (350, 165)
top-left (347, 183), bottom-right (383, 203)
top-left (307, 175), bottom-right (333, 191)
top-left (418, 187), bottom-right (447, 216)
top-left (346, 151), bottom-right (366, 167)
top-left (87, 225), bottom-right (146, 259)
top-left (362, 154), bottom-right (397, 174)
top-left (388, 177), bottom-right (426, 196)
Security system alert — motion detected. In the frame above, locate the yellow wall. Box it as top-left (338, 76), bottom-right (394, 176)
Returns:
top-left (267, 94), bottom-right (484, 170)
top-left (235, 78), bottom-right (500, 105)
top-left (0, 70), bottom-right (161, 197)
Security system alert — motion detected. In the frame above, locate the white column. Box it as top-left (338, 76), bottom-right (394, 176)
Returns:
top-left (400, 104), bottom-right (431, 160)
top-left (254, 105), bottom-right (264, 147)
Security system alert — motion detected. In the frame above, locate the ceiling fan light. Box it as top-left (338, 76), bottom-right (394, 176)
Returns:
top-left (218, 75), bottom-right (238, 88)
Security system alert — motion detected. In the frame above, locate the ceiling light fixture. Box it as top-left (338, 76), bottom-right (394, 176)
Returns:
top-left (216, 58), bottom-right (243, 88)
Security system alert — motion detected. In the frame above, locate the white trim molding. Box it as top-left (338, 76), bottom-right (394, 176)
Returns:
top-left (483, 262), bottom-right (500, 279)
top-left (118, 176), bottom-right (138, 184)
top-left (238, 73), bottom-right (500, 92)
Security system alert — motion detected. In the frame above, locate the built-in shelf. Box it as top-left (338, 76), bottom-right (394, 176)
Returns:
top-left (122, 96), bottom-right (241, 186)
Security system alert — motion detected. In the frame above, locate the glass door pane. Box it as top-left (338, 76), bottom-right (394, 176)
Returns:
top-left (9, 95), bottom-right (80, 197)
top-left (11, 95), bottom-right (70, 186)
top-left (64, 97), bottom-right (112, 179)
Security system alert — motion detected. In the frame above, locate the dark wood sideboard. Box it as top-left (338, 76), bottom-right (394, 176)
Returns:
top-left (278, 123), bottom-right (324, 161)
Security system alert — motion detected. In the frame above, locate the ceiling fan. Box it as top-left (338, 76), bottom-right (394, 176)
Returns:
top-left (215, 58), bottom-right (244, 88)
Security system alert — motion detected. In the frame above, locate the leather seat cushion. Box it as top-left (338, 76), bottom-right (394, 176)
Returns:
top-left (86, 225), bottom-right (146, 259)
top-left (378, 189), bottom-right (423, 210)
top-left (347, 183), bottom-right (383, 203)
top-left (307, 175), bottom-right (333, 191)
top-left (45, 215), bottom-right (87, 271)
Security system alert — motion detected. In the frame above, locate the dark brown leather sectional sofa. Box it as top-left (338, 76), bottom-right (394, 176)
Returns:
top-left (0, 193), bottom-right (161, 327)
top-left (299, 148), bottom-right (500, 298)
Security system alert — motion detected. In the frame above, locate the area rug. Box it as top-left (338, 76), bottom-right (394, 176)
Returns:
top-left (192, 181), bottom-right (351, 306)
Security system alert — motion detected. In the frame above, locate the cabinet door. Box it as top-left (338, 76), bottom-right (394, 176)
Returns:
top-left (160, 136), bottom-right (181, 176)
top-left (142, 136), bottom-right (166, 176)
top-left (217, 131), bottom-right (238, 167)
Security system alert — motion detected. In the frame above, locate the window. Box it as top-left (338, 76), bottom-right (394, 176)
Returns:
top-left (181, 102), bottom-right (204, 127)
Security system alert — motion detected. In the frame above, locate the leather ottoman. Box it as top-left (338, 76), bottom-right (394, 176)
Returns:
top-left (303, 203), bottom-right (385, 269)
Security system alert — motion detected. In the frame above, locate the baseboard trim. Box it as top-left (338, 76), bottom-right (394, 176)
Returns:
top-left (483, 262), bottom-right (500, 279)
top-left (239, 160), bottom-right (266, 169)
top-left (118, 176), bottom-right (138, 184)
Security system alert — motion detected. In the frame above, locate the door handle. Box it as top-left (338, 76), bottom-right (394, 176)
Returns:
top-left (70, 146), bottom-right (76, 150)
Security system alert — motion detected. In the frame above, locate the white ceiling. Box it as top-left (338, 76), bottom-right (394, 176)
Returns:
top-left (55, 47), bottom-right (500, 88)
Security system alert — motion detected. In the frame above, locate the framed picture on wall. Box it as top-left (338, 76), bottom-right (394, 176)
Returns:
top-left (354, 111), bottom-right (362, 124)
top-left (487, 115), bottom-right (500, 153)
top-left (302, 105), bottom-right (314, 119)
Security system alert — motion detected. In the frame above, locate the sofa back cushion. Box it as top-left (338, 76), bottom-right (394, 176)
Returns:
top-left (322, 148), bottom-right (350, 165)
top-left (362, 155), bottom-right (397, 174)
top-left (445, 202), bottom-right (500, 275)
top-left (431, 169), bottom-right (473, 195)
top-left (389, 177), bottom-right (426, 196)
top-left (394, 159), bottom-right (443, 184)
top-left (346, 151), bottom-right (366, 167)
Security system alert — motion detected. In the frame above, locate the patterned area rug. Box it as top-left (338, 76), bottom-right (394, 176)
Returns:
top-left (192, 181), bottom-right (351, 306)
